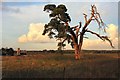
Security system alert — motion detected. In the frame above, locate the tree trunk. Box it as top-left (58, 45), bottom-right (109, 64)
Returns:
top-left (74, 36), bottom-right (84, 60)
top-left (74, 43), bottom-right (80, 60)
top-left (78, 43), bottom-right (82, 58)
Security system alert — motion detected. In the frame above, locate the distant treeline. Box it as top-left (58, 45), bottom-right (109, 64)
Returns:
top-left (0, 47), bottom-right (27, 56)
top-left (82, 50), bottom-right (120, 54)
top-left (0, 48), bottom-right (120, 56)
top-left (27, 49), bottom-right (120, 54)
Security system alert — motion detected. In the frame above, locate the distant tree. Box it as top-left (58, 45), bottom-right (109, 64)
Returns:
top-left (42, 4), bottom-right (114, 60)
top-left (1, 47), bottom-right (14, 56)
top-left (1, 48), bottom-right (6, 55)
top-left (8, 48), bottom-right (14, 56)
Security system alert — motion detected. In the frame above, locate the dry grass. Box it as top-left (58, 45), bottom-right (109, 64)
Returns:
top-left (2, 52), bottom-right (119, 79)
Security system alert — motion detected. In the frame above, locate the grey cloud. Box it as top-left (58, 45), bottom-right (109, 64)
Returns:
top-left (2, 0), bottom-right (50, 2)
top-left (1, 5), bottom-right (20, 13)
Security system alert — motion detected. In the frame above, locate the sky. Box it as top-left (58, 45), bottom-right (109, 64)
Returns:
top-left (1, 1), bottom-right (119, 50)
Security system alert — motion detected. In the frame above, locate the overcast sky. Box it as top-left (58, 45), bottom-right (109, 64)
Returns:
top-left (1, 1), bottom-right (119, 50)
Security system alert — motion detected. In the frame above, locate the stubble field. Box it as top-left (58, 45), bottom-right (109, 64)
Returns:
top-left (2, 51), bottom-right (120, 79)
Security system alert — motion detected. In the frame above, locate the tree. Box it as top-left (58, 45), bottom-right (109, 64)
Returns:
top-left (1, 47), bottom-right (14, 56)
top-left (42, 4), bottom-right (114, 60)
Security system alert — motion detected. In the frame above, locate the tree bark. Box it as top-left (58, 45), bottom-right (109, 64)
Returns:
top-left (74, 43), bottom-right (80, 60)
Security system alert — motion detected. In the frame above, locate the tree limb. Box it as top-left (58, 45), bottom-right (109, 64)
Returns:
top-left (62, 38), bottom-right (68, 44)
top-left (83, 13), bottom-right (87, 22)
top-left (86, 29), bottom-right (114, 48)
top-left (65, 22), bottom-right (78, 44)
top-left (78, 6), bottom-right (95, 49)
top-left (94, 17), bottom-right (101, 28)
top-left (79, 22), bottom-right (82, 28)
top-left (71, 25), bottom-right (78, 31)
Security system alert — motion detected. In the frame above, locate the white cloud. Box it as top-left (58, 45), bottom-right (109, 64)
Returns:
top-left (18, 23), bottom-right (118, 50)
top-left (18, 35), bottom-right (28, 43)
top-left (106, 24), bottom-right (118, 40)
top-left (18, 23), bottom-right (55, 43)
top-left (83, 24), bottom-right (118, 50)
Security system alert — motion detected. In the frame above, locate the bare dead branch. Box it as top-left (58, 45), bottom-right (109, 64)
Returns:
top-left (76, 27), bottom-right (80, 37)
top-left (96, 13), bottom-right (106, 27)
top-left (93, 5), bottom-right (97, 13)
top-left (82, 16), bottom-right (93, 33)
top-left (79, 22), bottom-right (82, 28)
top-left (76, 22), bottom-right (82, 37)
top-left (95, 13), bottom-right (107, 33)
top-left (71, 25), bottom-right (78, 31)
top-left (78, 5), bottom-right (96, 48)
top-left (101, 36), bottom-right (114, 48)
top-left (87, 29), bottom-right (104, 40)
top-left (82, 5), bottom-right (96, 32)
top-left (96, 13), bottom-right (103, 23)
top-left (83, 13), bottom-right (87, 22)
top-left (86, 29), bottom-right (114, 48)
top-left (94, 17), bottom-right (101, 28)
top-left (91, 5), bottom-right (95, 16)
top-left (90, 5), bottom-right (107, 33)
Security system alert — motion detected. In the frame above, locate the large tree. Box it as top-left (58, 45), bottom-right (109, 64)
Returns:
top-left (42, 4), bottom-right (114, 59)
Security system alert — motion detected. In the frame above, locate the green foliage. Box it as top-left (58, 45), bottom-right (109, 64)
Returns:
top-left (44, 4), bottom-right (56, 11)
top-left (48, 31), bottom-right (55, 39)
top-left (42, 18), bottom-right (68, 39)
top-left (57, 4), bottom-right (67, 12)
top-left (57, 42), bottom-right (66, 50)
top-left (57, 42), bottom-right (66, 47)
top-left (43, 4), bottom-right (72, 50)
top-left (43, 4), bottom-right (71, 22)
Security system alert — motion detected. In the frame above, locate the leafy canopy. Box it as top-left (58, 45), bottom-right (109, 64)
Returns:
top-left (43, 4), bottom-right (72, 49)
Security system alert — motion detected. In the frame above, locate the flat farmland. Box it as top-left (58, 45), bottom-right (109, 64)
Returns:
top-left (2, 51), bottom-right (120, 79)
